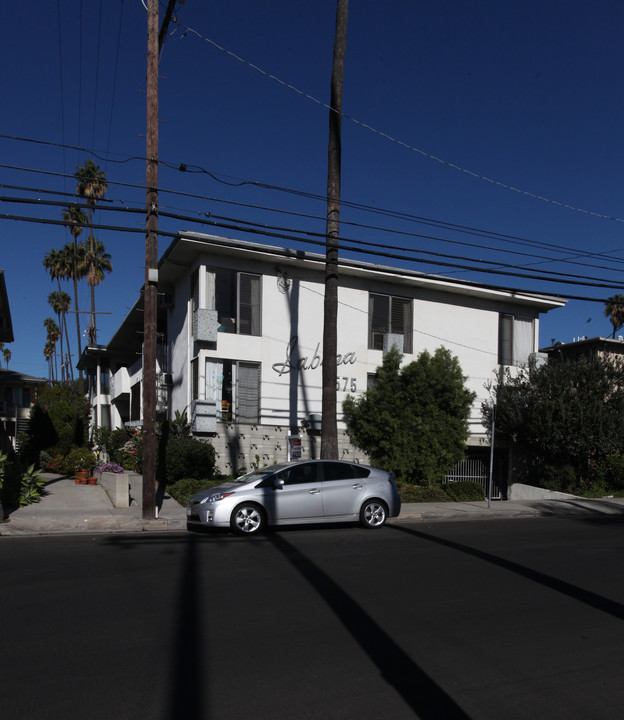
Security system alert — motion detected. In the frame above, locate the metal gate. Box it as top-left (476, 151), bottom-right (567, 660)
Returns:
top-left (445, 456), bottom-right (503, 500)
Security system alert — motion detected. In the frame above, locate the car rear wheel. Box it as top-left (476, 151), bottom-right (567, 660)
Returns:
top-left (230, 503), bottom-right (266, 535)
top-left (360, 499), bottom-right (388, 529)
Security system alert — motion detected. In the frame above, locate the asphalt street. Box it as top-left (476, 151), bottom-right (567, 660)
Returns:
top-left (2, 516), bottom-right (623, 719)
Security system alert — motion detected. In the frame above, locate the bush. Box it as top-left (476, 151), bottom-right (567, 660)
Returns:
top-left (55, 447), bottom-right (96, 475)
top-left (595, 454), bottom-right (624, 492)
top-left (441, 481), bottom-right (485, 501)
top-left (538, 464), bottom-right (577, 493)
top-left (167, 476), bottom-right (223, 506)
top-left (0, 451), bottom-right (47, 512)
top-left (164, 437), bottom-right (216, 484)
top-left (397, 483), bottom-right (450, 503)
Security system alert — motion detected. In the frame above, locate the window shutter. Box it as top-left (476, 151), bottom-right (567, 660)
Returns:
top-left (237, 362), bottom-right (260, 421)
top-left (238, 273), bottom-right (261, 336)
top-left (499, 314), bottom-right (513, 365)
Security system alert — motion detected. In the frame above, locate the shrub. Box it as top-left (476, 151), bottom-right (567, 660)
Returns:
top-left (19, 465), bottom-right (47, 506)
top-left (595, 454), bottom-right (624, 492)
top-left (55, 447), bottom-right (96, 475)
top-left (397, 483), bottom-right (450, 503)
top-left (441, 481), bottom-right (485, 501)
top-left (164, 437), bottom-right (216, 483)
top-left (96, 462), bottom-right (124, 474)
top-left (167, 476), bottom-right (223, 506)
top-left (538, 464), bottom-right (577, 493)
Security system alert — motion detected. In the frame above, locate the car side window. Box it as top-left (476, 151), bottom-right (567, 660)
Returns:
top-left (322, 462), bottom-right (371, 481)
top-left (278, 463), bottom-right (319, 486)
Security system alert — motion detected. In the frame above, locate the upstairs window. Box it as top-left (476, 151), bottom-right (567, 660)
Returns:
top-left (368, 293), bottom-right (413, 353)
top-left (214, 270), bottom-right (262, 336)
top-left (499, 314), bottom-right (534, 366)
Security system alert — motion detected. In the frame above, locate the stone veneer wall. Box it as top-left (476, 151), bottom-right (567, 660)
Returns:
top-left (207, 422), bottom-right (368, 476)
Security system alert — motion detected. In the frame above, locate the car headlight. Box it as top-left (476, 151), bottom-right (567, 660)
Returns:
top-left (201, 491), bottom-right (233, 504)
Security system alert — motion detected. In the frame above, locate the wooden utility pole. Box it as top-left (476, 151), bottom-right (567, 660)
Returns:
top-left (143, 0), bottom-right (159, 518)
top-left (321, 0), bottom-right (349, 459)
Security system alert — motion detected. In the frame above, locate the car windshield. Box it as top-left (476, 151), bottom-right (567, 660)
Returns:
top-left (233, 463), bottom-right (290, 484)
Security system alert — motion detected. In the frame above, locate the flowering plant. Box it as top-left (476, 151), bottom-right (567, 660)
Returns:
top-left (97, 462), bottom-right (125, 474)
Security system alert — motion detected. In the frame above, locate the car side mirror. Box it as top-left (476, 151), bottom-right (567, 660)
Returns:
top-left (273, 478), bottom-right (284, 490)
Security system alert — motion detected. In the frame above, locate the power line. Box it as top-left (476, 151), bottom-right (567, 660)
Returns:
top-left (3, 147), bottom-right (624, 280)
top-left (1, 200), bottom-right (622, 301)
top-left (174, 18), bottom-right (624, 226)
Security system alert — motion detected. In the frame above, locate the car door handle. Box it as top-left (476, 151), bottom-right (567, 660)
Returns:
top-left (352, 483), bottom-right (364, 489)
top-left (309, 488), bottom-right (321, 494)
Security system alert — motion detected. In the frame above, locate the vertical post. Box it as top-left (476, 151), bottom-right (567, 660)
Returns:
top-left (488, 404), bottom-right (495, 509)
top-left (321, 0), bottom-right (348, 460)
top-left (143, 0), bottom-right (159, 519)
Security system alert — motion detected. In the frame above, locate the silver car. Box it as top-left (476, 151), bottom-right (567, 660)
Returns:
top-left (187, 460), bottom-right (401, 535)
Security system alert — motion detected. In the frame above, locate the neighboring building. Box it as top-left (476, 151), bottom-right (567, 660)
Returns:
top-left (0, 270), bottom-right (14, 345)
top-left (78, 232), bottom-right (566, 494)
top-left (540, 336), bottom-right (624, 363)
top-left (0, 270), bottom-right (45, 452)
top-left (0, 369), bottom-right (46, 450)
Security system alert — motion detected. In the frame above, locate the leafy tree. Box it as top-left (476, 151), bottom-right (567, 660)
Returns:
top-left (604, 294), bottom-right (624, 338)
top-left (343, 347), bottom-right (475, 485)
top-left (482, 355), bottom-right (624, 488)
top-left (19, 381), bottom-right (90, 467)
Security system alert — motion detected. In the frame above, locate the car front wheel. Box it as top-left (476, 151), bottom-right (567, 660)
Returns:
top-left (230, 503), bottom-right (266, 535)
top-left (360, 499), bottom-right (388, 529)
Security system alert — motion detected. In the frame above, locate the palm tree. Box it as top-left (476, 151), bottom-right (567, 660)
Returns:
top-left (80, 237), bottom-right (112, 343)
top-left (43, 342), bottom-right (55, 382)
top-left (604, 295), bottom-right (624, 338)
top-left (48, 291), bottom-right (73, 382)
top-left (3, 348), bottom-right (11, 368)
top-left (74, 160), bottom-right (108, 343)
top-left (44, 318), bottom-right (60, 382)
top-left (62, 204), bottom-right (88, 367)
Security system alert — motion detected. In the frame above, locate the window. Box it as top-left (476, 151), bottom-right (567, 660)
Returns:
top-left (369, 293), bottom-right (413, 353)
top-left (276, 462), bottom-right (319, 485)
top-left (499, 314), bottom-right (534, 366)
top-left (214, 270), bottom-right (261, 335)
top-left (100, 369), bottom-right (110, 395)
top-left (322, 462), bottom-right (370, 481)
top-left (205, 359), bottom-right (261, 422)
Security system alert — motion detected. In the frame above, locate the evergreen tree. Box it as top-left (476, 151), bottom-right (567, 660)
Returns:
top-left (343, 347), bottom-right (475, 484)
top-left (482, 355), bottom-right (624, 487)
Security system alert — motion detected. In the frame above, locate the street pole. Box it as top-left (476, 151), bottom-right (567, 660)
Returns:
top-left (143, 0), bottom-right (159, 519)
top-left (488, 403), bottom-right (495, 509)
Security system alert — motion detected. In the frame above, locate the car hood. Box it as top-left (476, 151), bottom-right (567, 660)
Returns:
top-left (189, 481), bottom-right (248, 503)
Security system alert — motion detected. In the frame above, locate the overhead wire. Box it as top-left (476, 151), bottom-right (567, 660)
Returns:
top-left (2, 191), bottom-right (624, 301)
top-left (173, 18), bottom-right (624, 226)
top-left (3, 140), bottom-right (624, 279)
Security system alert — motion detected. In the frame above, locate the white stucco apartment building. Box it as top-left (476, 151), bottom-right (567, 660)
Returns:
top-left (79, 232), bottom-right (565, 494)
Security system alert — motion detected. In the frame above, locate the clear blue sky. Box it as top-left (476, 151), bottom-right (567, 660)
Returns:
top-left (2, 0), bottom-right (624, 379)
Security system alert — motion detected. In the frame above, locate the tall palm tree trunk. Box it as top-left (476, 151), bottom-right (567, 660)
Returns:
top-left (72, 241), bottom-right (83, 371)
top-left (321, 0), bottom-right (348, 459)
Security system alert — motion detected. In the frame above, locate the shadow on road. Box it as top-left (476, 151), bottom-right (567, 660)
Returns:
top-left (390, 524), bottom-right (624, 621)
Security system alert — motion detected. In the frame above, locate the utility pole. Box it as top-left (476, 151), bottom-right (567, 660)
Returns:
top-left (321, 0), bottom-right (349, 459)
top-left (143, 0), bottom-right (159, 519)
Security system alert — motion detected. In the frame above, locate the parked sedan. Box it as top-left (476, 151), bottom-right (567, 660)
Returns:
top-left (187, 459), bottom-right (401, 535)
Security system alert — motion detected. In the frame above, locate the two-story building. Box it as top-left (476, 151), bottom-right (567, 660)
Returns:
top-left (0, 269), bottom-right (46, 451)
top-left (78, 232), bottom-right (566, 494)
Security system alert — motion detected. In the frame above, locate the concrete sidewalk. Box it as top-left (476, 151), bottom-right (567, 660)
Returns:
top-left (1, 473), bottom-right (624, 537)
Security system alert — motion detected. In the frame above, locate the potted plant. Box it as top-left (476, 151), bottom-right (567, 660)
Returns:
top-left (63, 447), bottom-right (97, 483)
